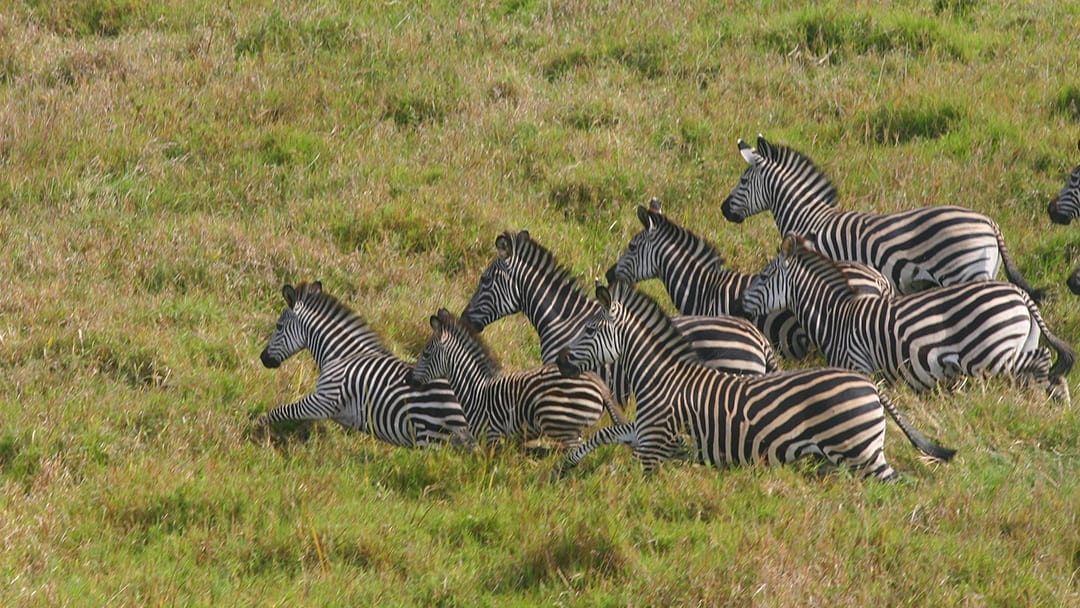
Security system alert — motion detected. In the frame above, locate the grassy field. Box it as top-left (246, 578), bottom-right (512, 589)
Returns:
top-left (1, 0), bottom-right (1079, 605)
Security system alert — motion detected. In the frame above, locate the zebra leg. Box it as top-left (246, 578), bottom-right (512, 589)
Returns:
top-left (553, 423), bottom-right (637, 478)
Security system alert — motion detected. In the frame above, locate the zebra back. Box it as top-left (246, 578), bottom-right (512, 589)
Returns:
top-left (722, 135), bottom-right (1042, 300)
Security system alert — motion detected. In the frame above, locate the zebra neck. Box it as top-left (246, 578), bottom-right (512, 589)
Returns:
top-left (619, 320), bottom-right (697, 395)
top-left (789, 273), bottom-right (860, 349)
top-left (299, 305), bottom-right (388, 366)
top-left (440, 348), bottom-right (498, 413)
top-left (520, 272), bottom-right (597, 360)
top-left (658, 244), bottom-right (745, 315)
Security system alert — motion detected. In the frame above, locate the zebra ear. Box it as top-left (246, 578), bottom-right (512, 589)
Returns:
top-left (429, 314), bottom-right (443, 333)
top-left (310, 281), bottom-right (323, 295)
top-left (738, 139), bottom-right (756, 164)
top-left (636, 205), bottom-right (652, 228)
top-left (282, 284), bottom-right (297, 308)
top-left (495, 233), bottom-right (513, 260)
top-left (648, 197), bottom-right (663, 214)
top-left (595, 284), bottom-right (612, 309)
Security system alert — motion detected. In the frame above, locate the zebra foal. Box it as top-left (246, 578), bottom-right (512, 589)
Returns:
top-left (258, 282), bottom-right (472, 448)
top-left (555, 280), bottom-right (955, 480)
top-left (608, 198), bottom-right (893, 359)
top-left (1047, 140), bottom-right (1080, 295)
top-left (721, 135), bottom-right (1042, 300)
top-left (461, 230), bottom-right (777, 407)
top-left (741, 235), bottom-right (1075, 402)
top-left (407, 309), bottom-right (608, 449)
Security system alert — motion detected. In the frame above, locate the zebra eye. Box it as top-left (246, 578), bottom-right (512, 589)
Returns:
top-left (275, 322), bottom-right (284, 331)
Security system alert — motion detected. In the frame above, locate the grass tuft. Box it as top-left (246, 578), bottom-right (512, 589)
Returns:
top-left (1051, 85), bottom-right (1080, 122)
top-left (863, 101), bottom-right (963, 144)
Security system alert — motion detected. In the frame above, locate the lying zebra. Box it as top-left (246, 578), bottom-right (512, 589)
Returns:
top-left (1047, 140), bottom-right (1080, 295)
top-left (258, 281), bottom-right (473, 448)
top-left (722, 134), bottom-right (1043, 301)
top-left (555, 280), bottom-right (956, 480)
top-left (742, 235), bottom-right (1075, 402)
top-left (461, 230), bottom-right (777, 408)
top-left (407, 309), bottom-right (609, 450)
top-left (608, 198), bottom-right (893, 359)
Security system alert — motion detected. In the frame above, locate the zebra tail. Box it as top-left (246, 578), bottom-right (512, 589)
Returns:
top-left (878, 391), bottom-right (956, 462)
top-left (992, 218), bottom-right (1046, 303)
top-left (588, 371), bottom-right (629, 425)
top-left (1025, 296), bottom-right (1077, 382)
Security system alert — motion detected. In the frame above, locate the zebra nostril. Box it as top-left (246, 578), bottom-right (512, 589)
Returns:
top-left (721, 197), bottom-right (744, 223)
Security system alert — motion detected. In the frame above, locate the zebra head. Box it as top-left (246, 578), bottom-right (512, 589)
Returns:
top-left (1048, 140), bottom-right (1080, 225)
top-left (260, 282), bottom-right (319, 368)
top-left (721, 135), bottom-right (772, 223)
top-left (609, 198), bottom-right (666, 282)
top-left (462, 232), bottom-right (526, 330)
top-left (558, 283), bottom-right (623, 378)
top-left (407, 309), bottom-right (456, 388)
top-left (1069, 264), bottom-right (1080, 296)
top-left (741, 238), bottom-right (797, 319)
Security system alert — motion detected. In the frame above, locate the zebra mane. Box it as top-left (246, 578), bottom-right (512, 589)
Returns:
top-left (512, 231), bottom-right (589, 295)
top-left (437, 309), bottom-right (501, 376)
top-left (293, 282), bottom-right (394, 356)
top-left (785, 236), bottom-right (864, 300)
top-left (755, 136), bottom-right (840, 208)
top-left (648, 208), bottom-right (727, 268)
top-left (605, 280), bottom-right (699, 364)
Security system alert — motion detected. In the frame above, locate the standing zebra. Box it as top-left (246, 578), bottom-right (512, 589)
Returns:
top-left (258, 282), bottom-right (473, 448)
top-left (407, 309), bottom-right (608, 449)
top-left (721, 134), bottom-right (1043, 300)
top-left (461, 231), bottom-right (778, 406)
top-left (608, 198), bottom-right (894, 359)
top-left (1047, 141), bottom-right (1080, 294)
top-left (741, 235), bottom-right (1075, 402)
top-left (555, 280), bottom-right (956, 480)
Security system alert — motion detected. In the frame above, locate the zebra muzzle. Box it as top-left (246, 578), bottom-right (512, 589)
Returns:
top-left (721, 197), bottom-right (744, 223)
top-left (260, 350), bottom-right (281, 369)
top-left (1048, 199), bottom-right (1073, 225)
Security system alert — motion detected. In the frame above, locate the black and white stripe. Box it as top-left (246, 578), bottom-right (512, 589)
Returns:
top-left (258, 282), bottom-right (472, 448)
top-left (609, 199), bottom-right (893, 359)
top-left (555, 280), bottom-right (955, 480)
top-left (407, 309), bottom-right (607, 449)
top-left (461, 231), bottom-right (777, 406)
top-left (721, 135), bottom-right (1043, 300)
top-left (741, 235), bottom-right (1075, 401)
top-left (1047, 141), bottom-right (1080, 294)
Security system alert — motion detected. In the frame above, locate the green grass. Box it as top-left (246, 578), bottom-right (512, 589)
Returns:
top-left (1, 0), bottom-right (1079, 605)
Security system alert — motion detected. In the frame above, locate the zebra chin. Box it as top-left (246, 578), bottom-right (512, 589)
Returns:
top-left (1048, 200), bottom-right (1073, 225)
top-left (404, 371), bottom-right (426, 390)
top-left (720, 198), bottom-right (745, 223)
top-left (459, 307), bottom-right (487, 331)
top-left (556, 351), bottom-right (582, 378)
top-left (260, 350), bottom-right (282, 369)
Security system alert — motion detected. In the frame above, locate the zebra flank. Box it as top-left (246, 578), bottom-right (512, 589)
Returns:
top-left (556, 280), bottom-right (955, 480)
top-left (257, 282), bottom-right (473, 448)
top-left (742, 235), bottom-right (1075, 402)
top-left (721, 134), bottom-right (1044, 301)
top-left (460, 230), bottom-right (777, 407)
top-left (407, 308), bottom-right (608, 449)
top-left (608, 198), bottom-right (893, 359)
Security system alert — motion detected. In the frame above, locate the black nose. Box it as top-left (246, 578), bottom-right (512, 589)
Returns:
top-left (1048, 200), bottom-right (1073, 225)
top-left (729, 297), bottom-right (750, 319)
top-left (260, 350), bottom-right (281, 369)
top-left (460, 306), bottom-right (486, 331)
top-left (405, 370), bottom-right (424, 390)
top-left (605, 264), bottom-right (620, 284)
top-left (557, 351), bottom-right (580, 378)
top-left (721, 197), bottom-right (744, 223)
top-left (1068, 268), bottom-right (1080, 295)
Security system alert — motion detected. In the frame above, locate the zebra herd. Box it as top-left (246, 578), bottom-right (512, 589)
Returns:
top-left (256, 136), bottom-right (1079, 482)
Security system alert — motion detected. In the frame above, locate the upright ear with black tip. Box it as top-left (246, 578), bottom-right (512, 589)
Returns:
top-left (595, 283), bottom-right (612, 309)
top-left (283, 284), bottom-right (297, 308)
top-left (429, 314), bottom-right (443, 333)
top-left (738, 138), bottom-right (755, 164)
top-left (780, 234), bottom-right (797, 258)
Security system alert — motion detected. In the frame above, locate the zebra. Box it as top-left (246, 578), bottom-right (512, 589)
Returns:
top-left (258, 281), bottom-right (473, 448)
top-left (741, 235), bottom-right (1075, 402)
top-left (1047, 141), bottom-right (1080, 294)
top-left (406, 308), bottom-right (608, 449)
top-left (554, 280), bottom-right (956, 480)
top-left (460, 230), bottom-right (778, 406)
top-left (721, 134), bottom-right (1043, 301)
top-left (608, 198), bottom-right (894, 360)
